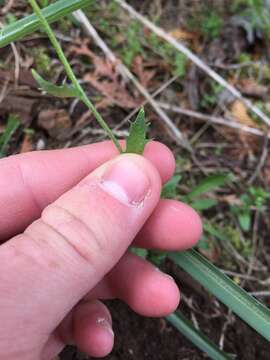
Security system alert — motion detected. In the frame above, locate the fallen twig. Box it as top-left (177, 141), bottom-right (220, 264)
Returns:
top-left (248, 135), bottom-right (269, 184)
top-left (158, 102), bottom-right (270, 139)
top-left (115, 0), bottom-right (270, 127)
top-left (114, 75), bottom-right (178, 131)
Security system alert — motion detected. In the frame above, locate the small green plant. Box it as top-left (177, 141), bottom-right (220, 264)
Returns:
top-left (32, 47), bottom-right (52, 75)
top-left (149, 33), bottom-right (187, 77)
top-left (231, 186), bottom-right (270, 232)
top-left (121, 20), bottom-right (144, 66)
top-left (201, 81), bottom-right (223, 109)
top-left (185, 174), bottom-right (230, 211)
top-left (201, 10), bottom-right (223, 39)
top-left (232, 0), bottom-right (270, 41)
top-left (188, 9), bottom-right (223, 40)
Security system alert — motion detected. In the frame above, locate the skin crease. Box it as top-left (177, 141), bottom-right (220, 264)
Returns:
top-left (0, 141), bottom-right (202, 359)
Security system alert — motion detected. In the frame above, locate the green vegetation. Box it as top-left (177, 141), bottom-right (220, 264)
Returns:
top-left (32, 47), bottom-right (52, 75)
top-left (201, 10), bottom-right (224, 39)
top-left (231, 187), bottom-right (270, 232)
top-left (232, 0), bottom-right (270, 39)
top-left (0, 115), bottom-right (20, 158)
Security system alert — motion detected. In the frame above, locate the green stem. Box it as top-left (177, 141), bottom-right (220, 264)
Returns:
top-left (28, 0), bottom-right (123, 153)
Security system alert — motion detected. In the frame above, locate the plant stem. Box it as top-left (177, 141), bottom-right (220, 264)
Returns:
top-left (28, 0), bottom-right (123, 153)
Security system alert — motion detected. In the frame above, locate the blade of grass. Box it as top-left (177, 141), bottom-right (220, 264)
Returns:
top-left (0, 0), bottom-right (90, 48)
top-left (169, 249), bottom-right (270, 341)
top-left (166, 312), bottom-right (233, 360)
top-left (28, 0), bottom-right (122, 153)
top-left (0, 115), bottom-right (20, 158)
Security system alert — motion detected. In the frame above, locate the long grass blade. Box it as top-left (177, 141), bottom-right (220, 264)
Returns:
top-left (169, 249), bottom-right (270, 341)
top-left (0, 0), bottom-right (89, 48)
top-left (166, 312), bottom-right (233, 360)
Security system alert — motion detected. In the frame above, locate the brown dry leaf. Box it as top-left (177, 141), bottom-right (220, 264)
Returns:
top-left (217, 194), bottom-right (242, 206)
top-left (230, 100), bottom-right (257, 127)
top-left (38, 109), bottom-right (72, 140)
top-left (20, 133), bottom-right (33, 153)
top-left (238, 79), bottom-right (268, 99)
top-left (84, 73), bottom-right (138, 108)
top-left (169, 28), bottom-right (199, 41)
top-left (132, 56), bottom-right (156, 89)
top-left (70, 44), bottom-right (139, 109)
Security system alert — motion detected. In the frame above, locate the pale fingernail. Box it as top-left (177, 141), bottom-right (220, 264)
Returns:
top-left (100, 157), bottom-right (151, 206)
top-left (155, 267), bottom-right (175, 281)
top-left (97, 317), bottom-right (114, 337)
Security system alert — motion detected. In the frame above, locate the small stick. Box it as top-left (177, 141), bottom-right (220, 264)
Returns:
top-left (248, 135), bottom-right (269, 184)
top-left (115, 0), bottom-right (270, 127)
top-left (158, 102), bottom-right (270, 139)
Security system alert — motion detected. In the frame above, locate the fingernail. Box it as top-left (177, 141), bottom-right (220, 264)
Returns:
top-left (100, 157), bottom-right (151, 206)
top-left (155, 267), bottom-right (175, 281)
top-left (97, 317), bottom-right (114, 337)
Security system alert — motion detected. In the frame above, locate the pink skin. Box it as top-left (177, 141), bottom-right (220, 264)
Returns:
top-left (0, 141), bottom-right (202, 359)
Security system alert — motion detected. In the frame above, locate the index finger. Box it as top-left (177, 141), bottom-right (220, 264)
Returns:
top-left (0, 140), bottom-right (175, 241)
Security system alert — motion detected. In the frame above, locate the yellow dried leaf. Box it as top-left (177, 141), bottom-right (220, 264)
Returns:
top-left (169, 29), bottom-right (198, 41)
top-left (230, 100), bottom-right (256, 127)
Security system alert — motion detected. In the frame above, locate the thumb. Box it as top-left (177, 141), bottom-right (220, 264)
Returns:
top-left (0, 154), bottom-right (161, 334)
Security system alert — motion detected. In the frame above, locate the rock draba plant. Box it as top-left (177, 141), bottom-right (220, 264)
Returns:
top-left (0, 1), bottom-right (269, 359)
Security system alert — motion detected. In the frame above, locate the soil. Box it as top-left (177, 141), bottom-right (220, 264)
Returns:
top-left (59, 261), bottom-right (270, 360)
top-left (60, 294), bottom-right (270, 360)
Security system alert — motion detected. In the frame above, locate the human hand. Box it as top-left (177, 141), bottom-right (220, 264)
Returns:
top-left (0, 141), bottom-right (202, 360)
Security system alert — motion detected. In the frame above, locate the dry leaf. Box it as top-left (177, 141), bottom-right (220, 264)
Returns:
top-left (132, 55), bottom-right (156, 88)
top-left (70, 44), bottom-right (139, 109)
top-left (238, 79), bottom-right (268, 99)
top-left (20, 133), bottom-right (33, 153)
top-left (38, 109), bottom-right (72, 140)
top-left (169, 29), bottom-right (198, 41)
top-left (230, 100), bottom-right (256, 127)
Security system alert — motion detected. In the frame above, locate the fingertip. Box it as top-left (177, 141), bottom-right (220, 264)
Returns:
top-left (144, 141), bottom-right (175, 184)
top-left (130, 269), bottom-right (180, 317)
top-left (116, 254), bottom-right (180, 317)
top-left (136, 199), bottom-right (203, 250)
top-left (73, 301), bottom-right (114, 358)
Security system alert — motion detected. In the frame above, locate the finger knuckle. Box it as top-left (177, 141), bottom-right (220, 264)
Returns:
top-left (40, 204), bottom-right (105, 264)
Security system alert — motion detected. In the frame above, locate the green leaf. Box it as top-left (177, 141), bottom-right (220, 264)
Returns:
top-left (197, 235), bottom-right (210, 251)
top-left (148, 250), bottom-right (168, 266)
top-left (125, 108), bottom-right (149, 154)
top-left (187, 174), bottom-right (229, 199)
top-left (238, 211), bottom-right (251, 232)
top-left (129, 247), bottom-right (148, 259)
top-left (191, 198), bottom-right (218, 211)
top-left (169, 249), bottom-right (270, 341)
top-left (32, 69), bottom-right (80, 98)
top-left (161, 175), bottom-right (182, 199)
top-left (0, 115), bottom-right (20, 157)
top-left (0, 0), bottom-right (90, 48)
top-left (203, 223), bottom-right (228, 242)
top-left (166, 312), bottom-right (233, 360)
